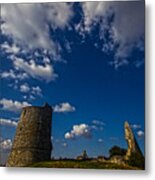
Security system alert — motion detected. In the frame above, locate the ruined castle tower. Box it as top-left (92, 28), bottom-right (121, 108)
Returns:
top-left (124, 121), bottom-right (143, 160)
top-left (6, 103), bottom-right (52, 167)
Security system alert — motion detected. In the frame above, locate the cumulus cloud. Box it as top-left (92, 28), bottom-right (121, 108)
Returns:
top-left (0, 139), bottom-right (12, 151)
top-left (65, 132), bottom-right (75, 139)
top-left (80, 1), bottom-right (145, 68)
top-left (65, 123), bottom-right (92, 139)
top-left (137, 130), bottom-right (144, 138)
top-left (53, 102), bottom-right (75, 113)
top-left (13, 57), bottom-right (57, 82)
top-left (0, 118), bottom-right (18, 127)
top-left (0, 98), bottom-right (31, 112)
top-left (1, 3), bottom-right (73, 53)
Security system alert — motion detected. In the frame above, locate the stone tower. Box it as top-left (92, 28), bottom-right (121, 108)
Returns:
top-left (124, 121), bottom-right (143, 160)
top-left (6, 103), bottom-right (52, 167)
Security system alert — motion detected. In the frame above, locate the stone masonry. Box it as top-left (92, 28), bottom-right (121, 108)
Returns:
top-left (124, 121), bottom-right (143, 160)
top-left (6, 103), bottom-right (52, 167)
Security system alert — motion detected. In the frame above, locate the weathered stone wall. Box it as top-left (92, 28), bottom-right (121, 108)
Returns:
top-left (6, 104), bottom-right (52, 167)
top-left (124, 121), bottom-right (143, 160)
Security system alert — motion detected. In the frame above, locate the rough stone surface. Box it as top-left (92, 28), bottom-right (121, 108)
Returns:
top-left (6, 103), bottom-right (52, 167)
top-left (109, 155), bottom-right (125, 165)
top-left (124, 121), bottom-right (143, 160)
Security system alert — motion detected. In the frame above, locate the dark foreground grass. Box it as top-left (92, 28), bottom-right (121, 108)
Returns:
top-left (29, 160), bottom-right (141, 170)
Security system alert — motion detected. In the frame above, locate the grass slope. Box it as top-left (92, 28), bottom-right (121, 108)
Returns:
top-left (29, 160), bottom-right (141, 170)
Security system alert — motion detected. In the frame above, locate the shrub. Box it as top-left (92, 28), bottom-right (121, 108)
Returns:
top-left (127, 152), bottom-right (145, 169)
top-left (109, 146), bottom-right (127, 157)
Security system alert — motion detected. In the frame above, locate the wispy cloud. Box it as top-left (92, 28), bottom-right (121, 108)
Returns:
top-left (130, 124), bottom-right (141, 130)
top-left (1, 3), bottom-right (73, 53)
top-left (1, 69), bottom-right (28, 81)
top-left (13, 57), bottom-right (58, 83)
top-left (91, 120), bottom-right (105, 131)
top-left (92, 120), bottom-right (105, 126)
top-left (1, 3), bottom-right (74, 87)
top-left (20, 83), bottom-right (42, 100)
top-left (79, 1), bottom-right (144, 69)
top-left (0, 98), bottom-right (31, 112)
top-left (20, 83), bottom-right (30, 93)
top-left (62, 142), bottom-right (68, 147)
top-left (53, 102), bottom-right (75, 113)
top-left (98, 138), bottom-right (103, 143)
top-left (1, 41), bottom-right (21, 54)
top-left (109, 137), bottom-right (119, 141)
top-left (0, 118), bottom-right (18, 127)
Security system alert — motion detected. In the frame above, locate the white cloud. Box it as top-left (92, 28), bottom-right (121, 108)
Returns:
top-left (81, 1), bottom-right (108, 32)
top-left (98, 138), bottom-right (103, 143)
top-left (20, 83), bottom-right (42, 97)
top-left (29, 95), bottom-right (35, 100)
top-left (46, 3), bottom-right (73, 29)
top-left (137, 130), bottom-right (144, 138)
top-left (1, 41), bottom-right (21, 54)
top-left (1, 69), bottom-right (28, 80)
top-left (0, 139), bottom-right (12, 151)
top-left (19, 83), bottom-right (42, 100)
top-left (32, 86), bottom-right (42, 96)
top-left (0, 118), bottom-right (18, 127)
top-left (80, 1), bottom-right (144, 68)
top-left (0, 98), bottom-right (31, 112)
top-left (65, 132), bottom-right (74, 139)
top-left (62, 142), bottom-right (68, 147)
top-left (91, 120), bottom-right (105, 131)
top-left (13, 57), bottom-right (58, 82)
top-left (1, 3), bottom-right (73, 54)
top-left (20, 83), bottom-right (30, 93)
top-left (131, 124), bottom-right (141, 130)
top-left (53, 102), bottom-right (75, 113)
top-left (92, 120), bottom-right (105, 126)
top-left (65, 123), bottom-right (92, 139)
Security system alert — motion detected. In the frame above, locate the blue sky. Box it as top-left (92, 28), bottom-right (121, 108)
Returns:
top-left (0, 1), bottom-right (145, 163)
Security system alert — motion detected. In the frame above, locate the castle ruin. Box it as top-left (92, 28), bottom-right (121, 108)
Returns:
top-left (124, 121), bottom-right (143, 160)
top-left (6, 103), bottom-right (52, 167)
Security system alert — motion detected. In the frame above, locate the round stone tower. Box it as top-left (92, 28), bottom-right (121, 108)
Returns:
top-left (6, 103), bottom-right (52, 167)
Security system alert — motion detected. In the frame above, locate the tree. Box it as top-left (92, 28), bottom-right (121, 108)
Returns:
top-left (109, 146), bottom-right (127, 157)
top-left (127, 152), bottom-right (145, 169)
top-left (82, 150), bottom-right (88, 159)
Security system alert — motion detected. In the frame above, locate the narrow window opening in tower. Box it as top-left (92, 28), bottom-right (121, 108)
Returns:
top-left (23, 109), bottom-right (26, 116)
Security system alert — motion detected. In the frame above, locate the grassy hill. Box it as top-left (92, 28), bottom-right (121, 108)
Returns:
top-left (29, 159), bottom-right (142, 170)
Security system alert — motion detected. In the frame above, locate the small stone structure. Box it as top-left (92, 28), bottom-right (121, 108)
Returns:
top-left (6, 103), bottom-right (52, 167)
top-left (124, 121), bottom-right (143, 160)
top-left (76, 150), bottom-right (89, 160)
top-left (97, 156), bottom-right (106, 162)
